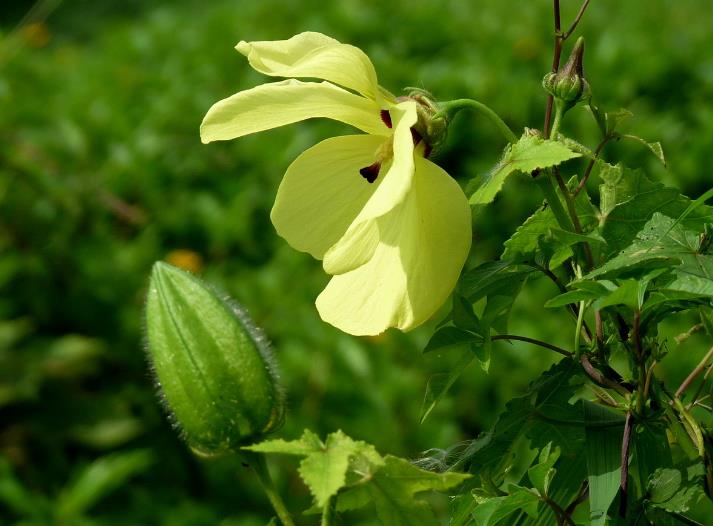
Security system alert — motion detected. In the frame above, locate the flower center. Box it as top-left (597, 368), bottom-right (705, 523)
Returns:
top-left (358, 109), bottom-right (431, 184)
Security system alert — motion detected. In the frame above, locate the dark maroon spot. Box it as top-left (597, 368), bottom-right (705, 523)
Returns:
top-left (424, 144), bottom-right (433, 158)
top-left (380, 110), bottom-right (392, 128)
top-left (359, 162), bottom-right (381, 183)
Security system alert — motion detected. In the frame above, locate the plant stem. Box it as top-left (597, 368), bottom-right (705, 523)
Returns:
top-left (436, 98), bottom-right (518, 144)
top-left (633, 311), bottom-right (646, 415)
top-left (619, 412), bottom-right (633, 519)
top-left (527, 261), bottom-right (568, 294)
top-left (534, 172), bottom-right (574, 232)
top-left (676, 346), bottom-right (713, 399)
top-left (580, 354), bottom-right (630, 397)
top-left (544, 0), bottom-right (563, 138)
top-left (574, 135), bottom-right (612, 197)
top-left (245, 453), bottom-right (296, 526)
top-left (563, 0), bottom-right (592, 39)
top-left (574, 300), bottom-right (585, 356)
top-left (492, 334), bottom-right (572, 357)
top-left (564, 480), bottom-right (589, 518)
top-left (321, 496), bottom-right (337, 526)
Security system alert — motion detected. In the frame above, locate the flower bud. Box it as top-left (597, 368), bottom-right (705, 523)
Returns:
top-left (145, 262), bottom-right (284, 456)
top-left (542, 37), bottom-right (590, 109)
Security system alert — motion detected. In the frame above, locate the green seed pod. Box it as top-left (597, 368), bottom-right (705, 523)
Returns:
top-left (145, 262), bottom-right (284, 457)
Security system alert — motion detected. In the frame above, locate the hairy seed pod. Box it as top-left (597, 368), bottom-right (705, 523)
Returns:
top-left (145, 262), bottom-right (284, 456)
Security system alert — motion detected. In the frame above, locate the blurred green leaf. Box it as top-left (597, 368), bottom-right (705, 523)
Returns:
top-left (55, 449), bottom-right (153, 521)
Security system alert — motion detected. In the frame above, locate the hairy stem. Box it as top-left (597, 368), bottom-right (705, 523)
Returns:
top-left (245, 453), bottom-right (296, 526)
top-left (436, 98), bottom-right (518, 144)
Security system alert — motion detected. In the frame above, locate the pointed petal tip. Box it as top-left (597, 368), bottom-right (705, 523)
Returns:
top-left (235, 40), bottom-right (251, 56)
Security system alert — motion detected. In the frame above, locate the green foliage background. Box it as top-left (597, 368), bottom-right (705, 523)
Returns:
top-left (1, 0), bottom-right (712, 523)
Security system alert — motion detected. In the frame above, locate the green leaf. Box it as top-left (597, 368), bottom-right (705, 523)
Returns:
top-left (589, 213), bottom-right (712, 281)
top-left (599, 167), bottom-right (713, 254)
top-left (450, 493), bottom-right (477, 526)
top-left (595, 279), bottom-right (641, 311)
top-left (55, 450), bottom-right (153, 521)
top-left (247, 430), bottom-right (380, 507)
top-left (502, 177), bottom-right (598, 268)
top-left (423, 326), bottom-right (480, 354)
top-left (471, 486), bottom-right (540, 526)
top-left (605, 109), bottom-right (634, 135)
top-left (338, 456), bottom-right (469, 526)
top-left (463, 360), bottom-right (584, 479)
top-left (631, 421), bottom-right (672, 498)
top-left (584, 402), bottom-right (625, 526)
top-left (527, 442), bottom-right (560, 495)
top-left (420, 349), bottom-right (475, 423)
top-left (458, 261), bottom-right (534, 302)
top-left (522, 446), bottom-right (587, 526)
top-left (245, 429), bottom-right (324, 456)
top-left (621, 134), bottom-right (666, 166)
top-left (646, 464), bottom-right (705, 514)
top-left (470, 135), bottom-right (580, 205)
top-left (453, 295), bottom-right (483, 332)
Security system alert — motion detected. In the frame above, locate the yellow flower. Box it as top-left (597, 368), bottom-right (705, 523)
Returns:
top-left (200, 32), bottom-right (471, 336)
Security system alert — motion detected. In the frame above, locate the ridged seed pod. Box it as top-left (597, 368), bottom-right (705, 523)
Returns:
top-left (145, 262), bottom-right (284, 457)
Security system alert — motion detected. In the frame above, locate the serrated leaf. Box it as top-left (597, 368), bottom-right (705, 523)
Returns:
top-left (584, 402), bottom-right (625, 526)
top-left (247, 430), bottom-right (382, 507)
top-left (245, 429), bottom-right (323, 456)
top-left (337, 456), bottom-right (469, 526)
top-left (298, 431), bottom-right (362, 507)
top-left (471, 136), bottom-right (580, 205)
top-left (471, 486), bottom-right (540, 526)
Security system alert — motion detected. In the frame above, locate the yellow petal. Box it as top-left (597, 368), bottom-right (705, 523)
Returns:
top-left (322, 101), bottom-right (417, 275)
top-left (316, 156), bottom-right (472, 336)
top-left (200, 79), bottom-right (387, 143)
top-left (270, 134), bottom-right (387, 259)
top-left (237, 32), bottom-right (380, 102)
